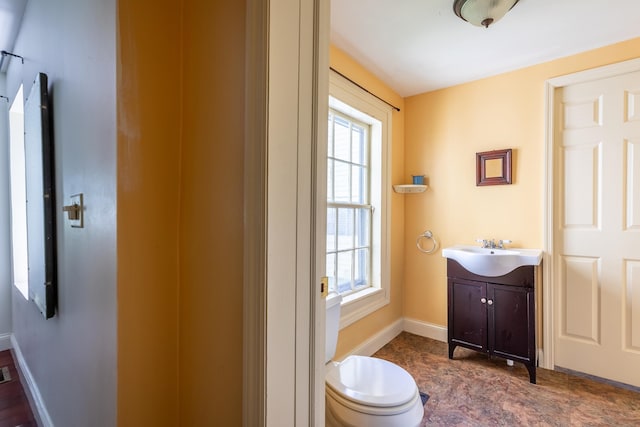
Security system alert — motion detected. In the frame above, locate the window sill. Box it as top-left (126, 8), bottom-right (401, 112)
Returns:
top-left (339, 287), bottom-right (389, 329)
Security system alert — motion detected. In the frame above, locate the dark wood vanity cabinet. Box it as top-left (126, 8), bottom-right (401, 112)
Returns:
top-left (447, 259), bottom-right (537, 383)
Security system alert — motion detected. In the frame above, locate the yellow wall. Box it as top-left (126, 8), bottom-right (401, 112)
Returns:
top-left (404, 37), bottom-right (640, 327)
top-left (116, 6), bottom-right (640, 422)
top-left (117, 1), bottom-right (181, 424)
top-left (330, 46), bottom-right (407, 358)
top-left (117, 1), bottom-right (245, 425)
top-left (178, 1), bottom-right (245, 425)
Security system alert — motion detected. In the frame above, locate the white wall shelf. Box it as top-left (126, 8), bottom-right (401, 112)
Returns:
top-left (393, 184), bottom-right (428, 194)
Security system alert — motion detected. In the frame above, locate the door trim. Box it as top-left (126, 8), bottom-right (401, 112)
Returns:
top-left (543, 57), bottom-right (640, 371)
top-left (312, 0), bottom-right (330, 424)
top-left (243, 0), bottom-right (269, 425)
top-left (243, 0), bottom-right (328, 425)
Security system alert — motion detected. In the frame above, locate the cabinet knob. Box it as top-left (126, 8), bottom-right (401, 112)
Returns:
top-left (487, 299), bottom-right (494, 306)
top-left (481, 298), bottom-right (487, 304)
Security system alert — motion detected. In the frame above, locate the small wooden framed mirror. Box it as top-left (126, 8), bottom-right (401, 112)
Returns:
top-left (476, 148), bottom-right (512, 186)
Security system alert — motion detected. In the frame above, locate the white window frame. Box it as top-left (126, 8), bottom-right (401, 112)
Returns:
top-left (329, 71), bottom-right (392, 329)
top-left (327, 110), bottom-right (372, 296)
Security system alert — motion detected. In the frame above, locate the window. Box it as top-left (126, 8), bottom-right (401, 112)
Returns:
top-left (9, 84), bottom-right (29, 300)
top-left (326, 110), bottom-right (371, 296)
top-left (327, 71), bottom-right (392, 328)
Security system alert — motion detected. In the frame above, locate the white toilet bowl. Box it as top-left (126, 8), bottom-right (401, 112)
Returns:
top-left (324, 293), bottom-right (423, 426)
top-left (325, 355), bottom-right (423, 427)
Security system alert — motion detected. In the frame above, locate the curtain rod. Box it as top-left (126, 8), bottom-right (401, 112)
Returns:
top-left (329, 67), bottom-right (400, 112)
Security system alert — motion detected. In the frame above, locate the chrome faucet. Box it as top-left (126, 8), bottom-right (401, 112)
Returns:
top-left (477, 239), bottom-right (490, 248)
top-left (476, 239), bottom-right (512, 249)
top-left (497, 239), bottom-right (512, 249)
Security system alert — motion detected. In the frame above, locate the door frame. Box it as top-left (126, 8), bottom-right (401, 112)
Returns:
top-left (543, 57), bottom-right (640, 371)
top-left (243, 0), bottom-right (329, 425)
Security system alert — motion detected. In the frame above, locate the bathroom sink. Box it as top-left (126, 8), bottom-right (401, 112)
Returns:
top-left (442, 245), bottom-right (542, 277)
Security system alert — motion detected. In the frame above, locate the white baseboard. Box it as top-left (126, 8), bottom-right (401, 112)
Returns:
top-left (343, 318), bottom-right (404, 358)
top-left (403, 317), bottom-right (448, 343)
top-left (10, 335), bottom-right (54, 427)
top-left (341, 317), bottom-right (447, 360)
top-left (0, 333), bottom-right (11, 351)
top-left (537, 349), bottom-right (549, 369)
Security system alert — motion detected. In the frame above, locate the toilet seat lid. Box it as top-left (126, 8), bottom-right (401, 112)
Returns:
top-left (325, 355), bottom-right (417, 408)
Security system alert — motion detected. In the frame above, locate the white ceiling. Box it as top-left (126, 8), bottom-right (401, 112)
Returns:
top-left (3, 1), bottom-right (639, 95)
top-left (331, 0), bottom-right (640, 97)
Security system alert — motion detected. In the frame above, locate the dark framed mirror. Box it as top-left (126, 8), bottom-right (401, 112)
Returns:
top-left (476, 148), bottom-right (512, 186)
top-left (24, 72), bottom-right (57, 318)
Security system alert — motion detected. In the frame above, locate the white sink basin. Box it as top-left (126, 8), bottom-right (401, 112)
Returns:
top-left (442, 245), bottom-right (543, 277)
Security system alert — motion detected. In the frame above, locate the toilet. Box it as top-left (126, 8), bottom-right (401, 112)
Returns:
top-left (325, 293), bottom-right (424, 427)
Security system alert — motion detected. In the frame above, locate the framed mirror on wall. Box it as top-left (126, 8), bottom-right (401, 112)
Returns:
top-left (476, 148), bottom-right (512, 186)
top-left (23, 72), bottom-right (57, 318)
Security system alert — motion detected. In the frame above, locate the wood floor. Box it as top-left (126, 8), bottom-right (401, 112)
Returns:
top-left (374, 332), bottom-right (640, 427)
top-left (0, 350), bottom-right (36, 427)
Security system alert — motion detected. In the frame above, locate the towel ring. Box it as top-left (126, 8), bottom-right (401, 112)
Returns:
top-left (417, 230), bottom-right (438, 254)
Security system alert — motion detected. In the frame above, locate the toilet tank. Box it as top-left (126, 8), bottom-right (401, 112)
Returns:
top-left (325, 292), bottom-right (342, 363)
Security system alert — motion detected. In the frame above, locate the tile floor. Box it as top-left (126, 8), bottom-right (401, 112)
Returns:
top-left (373, 332), bottom-right (640, 427)
top-left (3, 334), bottom-right (639, 426)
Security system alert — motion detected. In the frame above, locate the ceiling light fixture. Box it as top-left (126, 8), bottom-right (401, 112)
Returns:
top-left (453, 0), bottom-right (519, 28)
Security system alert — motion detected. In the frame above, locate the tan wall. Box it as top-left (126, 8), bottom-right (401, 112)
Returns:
top-left (178, 1), bottom-right (245, 425)
top-left (403, 37), bottom-right (640, 327)
top-left (117, 1), bottom-right (181, 425)
top-left (117, 1), bottom-right (245, 425)
top-left (330, 46), bottom-right (407, 358)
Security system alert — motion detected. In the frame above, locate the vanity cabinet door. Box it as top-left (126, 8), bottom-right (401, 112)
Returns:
top-left (446, 259), bottom-right (537, 383)
top-left (448, 278), bottom-right (487, 352)
top-left (487, 283), bottom-right (535, 363)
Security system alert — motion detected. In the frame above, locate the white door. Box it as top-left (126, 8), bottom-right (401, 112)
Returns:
top-left (554, 70), bottom-right (640, 387)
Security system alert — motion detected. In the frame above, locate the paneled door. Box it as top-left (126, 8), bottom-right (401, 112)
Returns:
top-left (554, 70), bottom-right (640, 387)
